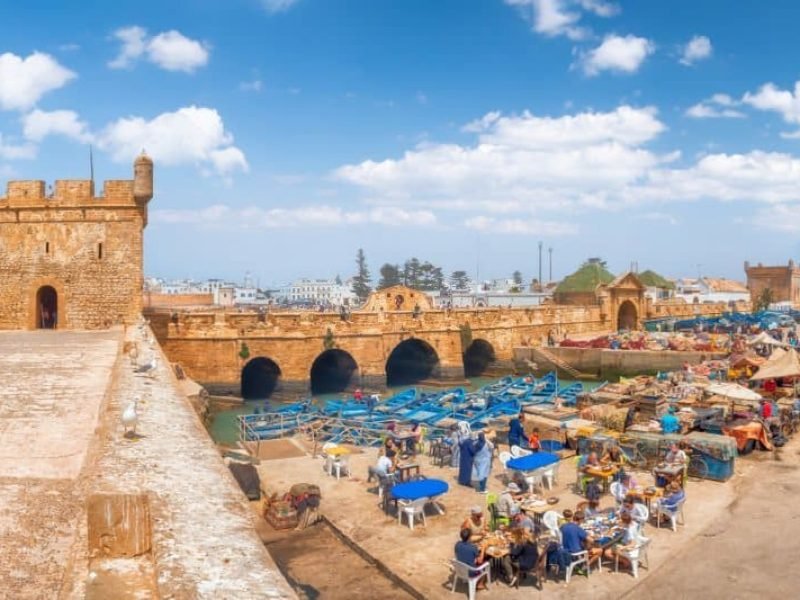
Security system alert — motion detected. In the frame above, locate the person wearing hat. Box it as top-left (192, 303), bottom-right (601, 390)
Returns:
top-left (461, 506), bottom-right (488, 542)
top-left (660, 405), bottom-right (681, 434)
top-left (497, 482), bottom-right (521, 519)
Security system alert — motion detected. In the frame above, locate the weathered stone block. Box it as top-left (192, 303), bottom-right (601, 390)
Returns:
top-left (87, 493), bottom-right (152, 558)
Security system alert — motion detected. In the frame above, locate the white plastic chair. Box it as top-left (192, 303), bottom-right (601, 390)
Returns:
top-left (510, 445), bottom-right (531, 458)
top-left (542, 510), bottom-right (562, 542)
top-left (541, 465), bottom-right (557, 489)
top-left (655, 498), bottom-right (685, 531)
top-left (332, 454), bottom-right (351, 480)
top-left (321, 442), bottom-right (338, 475)
top-left (631, 502), bottom-right (649, 529)
top-left (610, 481), bottom-right (626, 506)
top-left (398, 497), bottom-right (428, 530)
top-left (450, 559), bottom-right (490, 600)
top-left (615, 536), bottom-right (651, 578)
top-left (525, 471), bottom-right (544, 493)
top-left (499, 451), bottom-right (513, 482)
top-left (565, 550), bottom-right (590, 583)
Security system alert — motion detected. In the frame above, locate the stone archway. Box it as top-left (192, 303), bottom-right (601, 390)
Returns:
top-left (463, 339), bottom-right (496, 377)
top-left (310, 349), bottom-right (359, 394)
top-left (36, 286), bottom-right (58, 329)
top-left (617, 300), bottom-right (638, 331)
top-left (241, 357), bottom-right (281, 399)
top-left (385, 338), bottom-right (440, 386)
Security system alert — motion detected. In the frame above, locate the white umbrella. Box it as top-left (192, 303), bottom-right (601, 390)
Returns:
top-left (705, 382), bottom-right (762, 402)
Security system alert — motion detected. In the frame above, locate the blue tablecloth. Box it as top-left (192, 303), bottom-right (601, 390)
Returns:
top-left (391, 478), bottom-right (449, 501)
top-left (507, 452), bottom-right (559, 472)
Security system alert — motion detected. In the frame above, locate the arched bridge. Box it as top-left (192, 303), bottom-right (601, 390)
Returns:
top-left (147, 290), bottom-right (729, 398)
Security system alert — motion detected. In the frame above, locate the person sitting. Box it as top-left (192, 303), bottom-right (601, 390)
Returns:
top-left (508, 413), bottom-right (526, 449)
top-left (619, 470), bottom-right (638, 493)
top-left (602, 511), bottom-right (641, 571)
top-left (512, 509), bottom-right (537, 534)
top-left (507, 527), bottom-right (539, 586)
top-left (602, 446), bottom-right (625, 478)
top-left (454, 528), bottom-right (488, 591)
top-left (367, 450), bottom-right (394, 483)
top-left (583, 498), bottom-right (603, 518)
top-left (497, 483), bottom-right (521, 519)
top-left (406, 421), bottom-right (422, 455)
top-left (660, 406), bottom-right (681, 434)
top-left (618, 496), bottom-right (636, 519)
top-left (383, 438), bottom-right (399, 469)
top-left (657, 481), bottom-right (686, 513)
top-left (554, 510), bottom-right (602, 574)
top-left (580, 452), bottom-right (601, 472)
top-left (528, 428), bottom-right (541, 452)
top-left (461, 506), bottom-right (488, 542)
top-left (664, 442), bottom-right (687, 466)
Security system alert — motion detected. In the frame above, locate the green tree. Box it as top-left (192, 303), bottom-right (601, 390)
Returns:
top-left (403, 258), bottom-right (421, 288)
top-left (755, 287), bottom-right (774, 311)
top-left (583, 257), bottom-right (608, 269)
top-left (351, 248), bottom-right (372, 302)
top-left (378, 263), bottom-right (402, 289)
top-left (450, 270), bottom-right (470, 291)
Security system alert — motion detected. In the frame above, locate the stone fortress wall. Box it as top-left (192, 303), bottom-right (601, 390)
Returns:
top-left (0, 154), bottom-right (153, 329)
top-left (147, 298), bottom-right (731, 390)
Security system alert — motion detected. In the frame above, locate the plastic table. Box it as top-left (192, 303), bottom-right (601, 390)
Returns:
top-left (506, 452), bottom-right (559, 472)
top-left (390, 478), bottom-right (449, 501)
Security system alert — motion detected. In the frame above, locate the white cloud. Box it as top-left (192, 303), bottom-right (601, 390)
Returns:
top-left (685, 94), bottom-right (744, 119)
top-left (337, 105), bottom-right (667, 216)
top-left (96, 106), bottom-right (247, 175)
top-left (632, 211), bottom-right (678, 225)
top-left (0, 134), bottom-right (36, 160)
top-left (152, 204), bottom-right (436, 229)
top-left (679, 35), bottom-right (712, 66)
top-left (505, 0), bottom-right (619, 40)
top-left (416, 91), bottom-right (428, 105)
top-left (239, 79), bottom-right (263, 92)
top-left (108, 27), bottom-right (209, 73)
top-left (336, 104), bottom-right (800, 224)
top-left (465, 216), bottom-right (578, 235)
top-left (743, 82), bottom-right (800, 124)
top-left (22, 109), bottom-right (93, 143)
top-left (262, 0), bottom-right (301, 14)
top-left (0, 52), bottom-right (76, 111)
top-left (752, 204), bottom-right (800, 232)
top-left (579, 34), bottom-right (654, 76)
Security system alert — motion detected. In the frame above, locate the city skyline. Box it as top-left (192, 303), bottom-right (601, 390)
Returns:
top-left (2, 1), bottom-right (800, 284)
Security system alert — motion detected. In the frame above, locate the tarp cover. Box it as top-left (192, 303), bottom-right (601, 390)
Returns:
top-left (228, 463), bottom-right (261, 501)
top-left (684, 431), bottom-right (738, 461)
top-left (706, 383), bottom-right (762, 402)
top-left (747, 331), bottom-right (788, 347)
top-left (751, 348), bottom-right (800, 381)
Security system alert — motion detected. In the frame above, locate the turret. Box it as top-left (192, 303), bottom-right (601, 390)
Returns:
top-left (133, 151), bottom-right (153, 204)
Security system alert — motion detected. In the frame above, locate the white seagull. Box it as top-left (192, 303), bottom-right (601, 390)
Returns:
top-left (121, 397), bottom-right (140, 437)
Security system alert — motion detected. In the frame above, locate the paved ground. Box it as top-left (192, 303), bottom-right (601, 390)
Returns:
top-left (258, 438), bottom-right (743, 599)
top-left (631, 442), bottom-right (800, 599)
top-left (0, 330), bottom-right (119, 599)
top-left (0, 328), bottom-right (295, 600)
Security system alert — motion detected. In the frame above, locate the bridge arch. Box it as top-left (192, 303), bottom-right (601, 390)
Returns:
top-left (241, 357), bottom-right (281, 399)
top-left (463, 338), bottom-right (496, 377)
top-left (310, 349), bottom-right (359, 394)
top-left (386, 338), bottom-right (440, 386)
top-left (617, 300), bottom-right (638, 331)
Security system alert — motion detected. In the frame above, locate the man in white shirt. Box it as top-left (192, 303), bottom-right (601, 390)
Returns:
top-left (496, 482), bottom-right (521, 518)
top-left (367, 452), bottom-right (394, 482)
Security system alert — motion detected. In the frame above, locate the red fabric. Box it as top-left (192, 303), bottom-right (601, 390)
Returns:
top-left (761, 402), bottom-right (772, 419)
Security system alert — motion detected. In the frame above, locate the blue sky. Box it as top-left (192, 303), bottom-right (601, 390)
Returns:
top-left (2, 0), bottom-right (800, 286)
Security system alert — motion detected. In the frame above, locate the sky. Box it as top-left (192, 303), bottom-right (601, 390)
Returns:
top-left (2, 0), bottom-right (800, 287)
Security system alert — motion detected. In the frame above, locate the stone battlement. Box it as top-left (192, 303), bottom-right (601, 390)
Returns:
top-left (0, 179), bottom-right (137, 208)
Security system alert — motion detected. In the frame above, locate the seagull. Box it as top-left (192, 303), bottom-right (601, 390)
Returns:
top-left (135, 355), bottom-right (157, 374)
top-left (122, 397), bottom-right (139, 437)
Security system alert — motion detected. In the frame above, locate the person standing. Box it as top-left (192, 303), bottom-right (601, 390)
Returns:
top-left (508, 413), bottom-right (526, 449)
top-left (458, 435), bottom-right (477, 487)
top-left (472, 432), bottom-right (493, 493)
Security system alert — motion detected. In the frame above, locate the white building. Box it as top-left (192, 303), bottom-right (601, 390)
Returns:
top-left (675, 277), bottom-right (750, 304)
top-left (281, 278), bottom-right (357, 306)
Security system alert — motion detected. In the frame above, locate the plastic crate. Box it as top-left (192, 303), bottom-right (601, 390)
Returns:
top-left (540, 439), bottom-right (563, 452)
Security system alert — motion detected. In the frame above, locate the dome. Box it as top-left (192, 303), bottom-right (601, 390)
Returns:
top-left (134, 151), bottom-right (153, 165)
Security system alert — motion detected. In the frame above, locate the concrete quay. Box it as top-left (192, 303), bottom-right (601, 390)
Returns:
top-left (256, 436), bottom-right (748, 599)
top-left (0, 328), bottom-right (294, 599)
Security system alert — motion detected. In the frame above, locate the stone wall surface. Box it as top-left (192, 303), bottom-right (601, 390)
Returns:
top-left (148, 301), bottom-right (729, 388)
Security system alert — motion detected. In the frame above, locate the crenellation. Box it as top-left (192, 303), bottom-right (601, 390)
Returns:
top-left (0, 153), bottom-right (153, 330)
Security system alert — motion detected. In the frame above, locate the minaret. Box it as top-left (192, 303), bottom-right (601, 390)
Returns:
top-left (133, 151), bottom-right (154, 226)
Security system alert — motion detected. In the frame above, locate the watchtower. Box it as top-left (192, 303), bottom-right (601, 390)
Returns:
top-left (0, 153), bottom-right (155, 329)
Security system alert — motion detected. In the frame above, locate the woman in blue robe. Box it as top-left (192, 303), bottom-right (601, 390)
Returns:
top-left (472, 432), bottom-right (493, 492)
top-left (458, 436), bottom-right (476, 486)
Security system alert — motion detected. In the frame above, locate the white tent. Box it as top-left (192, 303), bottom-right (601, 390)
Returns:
top-left (747, 331), bottom-right (788, 347)
top-left (750, 348), bottom-right (800, 381)
top-left (705, 382), bottom-right (762, 402)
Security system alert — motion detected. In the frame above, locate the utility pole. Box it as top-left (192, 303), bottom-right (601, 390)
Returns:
top-left (538, 241), bottom-right (543, 290)
top-left (548, 246), bottom-right (553, 282)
